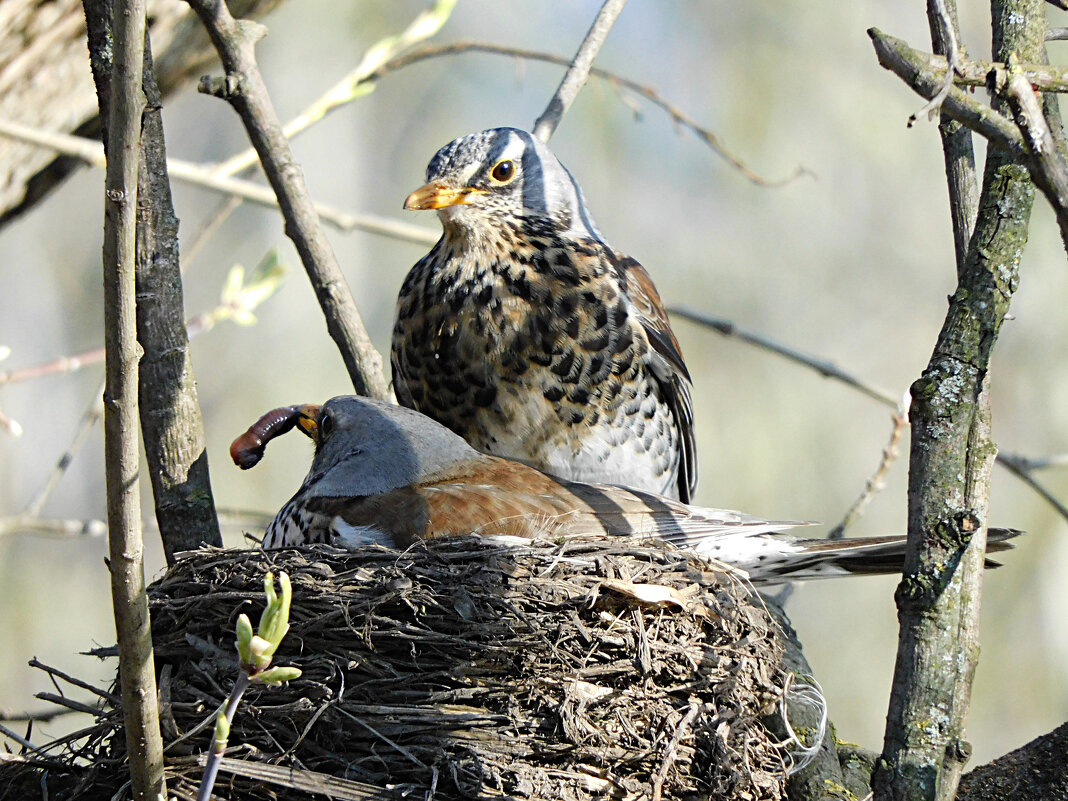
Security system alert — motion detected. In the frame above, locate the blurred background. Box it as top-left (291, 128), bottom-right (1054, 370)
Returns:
top-left (1, 0), bottom-right (1066, 767)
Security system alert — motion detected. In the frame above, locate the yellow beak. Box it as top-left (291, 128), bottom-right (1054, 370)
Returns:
top-left (295, 404), bottom-right (321, 439)
top-left (403, 181), bottom-right (485, 210)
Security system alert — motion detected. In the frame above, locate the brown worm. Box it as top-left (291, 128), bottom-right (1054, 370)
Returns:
top-left (230, 405), bottom-right (307, 470)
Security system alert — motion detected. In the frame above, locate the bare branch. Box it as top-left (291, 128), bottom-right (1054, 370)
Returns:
top-left (23, 384), bottom-right (103, 517)
top-left (366, 41), bottom-right (807, 187)
top-left (870, 28), bottom-right (1068, 254)
top-left (926, 0), bottom-right (979, 277)
top-left (828, 408), bottom-right (908, 539)
top-left (0, 516), bottom-right (108, 538)
top-left (93, 0), bottom-right (167, 794)
top-left (995, 455), bottom-right (1068, 519)
top-left (669, 306), bottom-right (898, 406)
top-left (184, 2), bottom-right (391, 399)
top-left (672, 304), bottom-right (1068, 527)
top-left (0, 706), bottom-right (80, 723)
top-left (0, 722), bottom-right (36, 753)
top-left (28, 658), bottom-right (120, 704)
top-left (869, 29), bottom-right (1028, 154)
top-left (875, 2), bottom-right (1043, 798)
top-left (216, 0), bottom-right (457, 176)
top-left (532, 0), bottom-right (629, 142)
top-left (1005, 66), bottom-right (1068, 251)
top-left (909, 0), bottom-right (962, 126)
top-left (0, 408), bottom-right (23, 436)
top-left (874, 42), bottom-right (1068, 93)
top-left (999, 451), bottom-right (1068, 471)
top-left (0, 118), bottom-right (437, 245)
top-left (86, 8), bottom-right (222, 559)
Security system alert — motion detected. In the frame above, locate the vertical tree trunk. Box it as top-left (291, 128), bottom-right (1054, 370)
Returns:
top-left (98, 0), bottom-right (167, 795)
top-left (85, 0), bottom-right (222, 563)
top-left (875, 3), bottom-right (1043, 800)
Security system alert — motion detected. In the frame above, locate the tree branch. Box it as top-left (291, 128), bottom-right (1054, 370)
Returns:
top-left (871, 27), bottom-right (1068, 253)
top-left (1004, 65), bottom-right (1068, 252)
top-left (96, 0), bottom-right (166, 796)
top-left (215, 0), bottom-right (457, 177)
top-left (925, 0), bottom-right (979, 277)
top-left (909, 0), bottom-right (964, 127)
top-left (874, 2), bottom-right (1042, 799)
top-left (367, 42), bottom-right (807, 187)
top-left (670, 305), bottom-right (1068, 525)
top-left (184, 0), bottom-right (389, 400)
top-left (869, 29), bottom-right (1028, 154)
top-left (0, 118), bottom-right (437, 245)
top-left (85, 0), bottom-right (222, 563)
top-left (531, 0), bottom-right (629, 142)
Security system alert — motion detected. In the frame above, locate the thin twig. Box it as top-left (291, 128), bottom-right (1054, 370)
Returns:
top-left (1005, 66), bottom-right (1068, 251)
top-left (0, 510), bottom-right (271, 540)
top-left (0, 706), bottom-right (77, 723)
top-left (672, 305), bottom-right (1068, 524)
top-left (186, 1), bottom-right (388, 398)
top-left (0, 515), bottom-right (108, 538)
top-left (669, 305), bottom-right (898, 406)
top-left (27, 659), bottom-right (119, 707)
top-left (183, 194), bottom-right (245, 267)
top-left (999, 451), bottom-right (1068, 471)
top-left (0, 408), bottom-right (22, 436)
top-left (96, 0), bottom-right (167, 794)
top-left (0, 118), bottom-right (437, 246)
top-left (995, 455), bottom-right (1068, 519)
top-left (367, 41), bottom-right (807, 187)
top-left (2, 282), bottom-right (282, 389)
top-left (1047, 26), bottom-right (1068, 40)
top-left (23, 383), bottom-right (103, 517)
top-left (909, 0), bottom-right (962, 126)
top-left (0, 722), bottom-right (35, 752)
top-left (828, 407), bottom-right (909, 539)
top-left (32, 693), bottom-right (108, 718)
top-left (215, 0), bottom-right (457, 176)
top-left (532, 0), bottom-right (629, 142)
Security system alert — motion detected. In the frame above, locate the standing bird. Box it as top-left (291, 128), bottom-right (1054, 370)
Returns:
top-left (239, 397), bottom-right (1018, 585)
top-left (392, 128), bottom-right (697, 501)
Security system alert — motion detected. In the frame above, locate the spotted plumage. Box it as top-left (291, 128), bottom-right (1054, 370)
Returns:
top-left (258, 397), bottom-right (1019, 585)
top-left (392, 128), bottom-right (697, 501)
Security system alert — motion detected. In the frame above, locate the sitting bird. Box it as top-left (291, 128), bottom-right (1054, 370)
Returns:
top-left (392, 127), bottom-right (697, 501)
top-left (232, 396), bottom-right (1017, 586)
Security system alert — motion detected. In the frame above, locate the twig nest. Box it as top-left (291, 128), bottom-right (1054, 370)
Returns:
top-left (16, 538), bottom-right (799, 800)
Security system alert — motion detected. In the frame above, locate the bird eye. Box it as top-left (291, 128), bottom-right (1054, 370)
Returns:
top-left (490, 159), bottom-right (516, 183)
top-left (318, 411), bottom-right (334, 442)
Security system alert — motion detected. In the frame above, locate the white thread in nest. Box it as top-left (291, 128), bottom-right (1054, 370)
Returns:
top-left (780, 673), bottom-right (829, 775)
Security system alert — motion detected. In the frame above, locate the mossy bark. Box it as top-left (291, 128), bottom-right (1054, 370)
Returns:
top-left (874, 2), bottom-right (1042, 800)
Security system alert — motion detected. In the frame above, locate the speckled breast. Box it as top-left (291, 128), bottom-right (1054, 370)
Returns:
top-left (392, 248), bottom-right (683, 498)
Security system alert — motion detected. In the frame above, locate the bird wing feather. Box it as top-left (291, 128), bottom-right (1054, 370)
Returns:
top-left (611, 252), bottom-right (698, 501)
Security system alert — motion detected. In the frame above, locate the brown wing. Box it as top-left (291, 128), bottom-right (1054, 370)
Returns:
top-left (319, 455), bottom-right (780, 550)
top-left (612, 252), bottom-right (698, 502)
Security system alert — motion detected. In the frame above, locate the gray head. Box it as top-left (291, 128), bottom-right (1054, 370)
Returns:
top-left (301, 395), bottom-right (478, 499)
top-left (403, 127), bottom-right (603, 242)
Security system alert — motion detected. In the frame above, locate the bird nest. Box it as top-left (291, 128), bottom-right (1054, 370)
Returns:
top-left (2, 537), bottom-right (802, 801)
